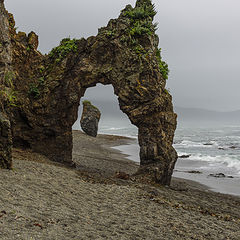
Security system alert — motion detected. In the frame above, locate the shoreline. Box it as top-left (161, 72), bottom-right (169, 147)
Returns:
top-left (0, 130), bottom-right (240, 239)
top-left (110, 135), bottom-right (240, 197)
top-left (174, 158), bottom-right (240, 197)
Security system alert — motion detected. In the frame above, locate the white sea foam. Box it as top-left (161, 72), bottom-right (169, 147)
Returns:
top-left (99, 124), bottom-right (240, 175)
top-left (103, 127), bottom-right (126, 131)
top-left (174, 140), bottom-right (218, 148)
top-left (188, 154), bottom-right (240, 173)
top-left (174, 140), bottom-right (201, 148)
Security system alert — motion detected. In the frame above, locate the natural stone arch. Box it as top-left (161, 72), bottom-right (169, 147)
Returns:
top-left (1, 0), bottom-right (177, 184)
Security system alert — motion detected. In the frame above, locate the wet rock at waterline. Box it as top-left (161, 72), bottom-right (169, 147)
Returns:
top-left (208, 173), bottom-right (234, 178)
top-left (80, 101), bottom-right (101, 137)
top-left (187, 170), bottom-right (202, 174)
top-left (179, 154), bottom-right (191, 159)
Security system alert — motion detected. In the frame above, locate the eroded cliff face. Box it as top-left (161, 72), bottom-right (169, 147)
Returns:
top-left (0, 0), bottom-right (177, 184)
top-left (0, 0), bottom-right (13, 169)
top-left (0, 112), bottom-right (12, 169)
top-left (0, 0), bottom-right (12, 110)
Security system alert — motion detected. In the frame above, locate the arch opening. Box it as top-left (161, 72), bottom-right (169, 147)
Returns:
top-left (72, 84), bottom-right (140, 163)
top-left (73, 84), bottom-right (137, 136)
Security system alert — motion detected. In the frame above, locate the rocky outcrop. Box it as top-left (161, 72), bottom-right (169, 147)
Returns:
top-left (0, 0), bottom-right (13, 169)
top-left (0, 0), bottom-right (178, 184)
top-left (80, 101), bottom-right (101, 137)
top-left (0, 0), bottom-right (12, 78)
top-left (0, 112), bottom-right (12, 169)
top-left (0, 0), bottom-right (13, 111)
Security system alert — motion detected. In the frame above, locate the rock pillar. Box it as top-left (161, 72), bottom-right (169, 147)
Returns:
top-left (80, 101), bottom-right (101, 137)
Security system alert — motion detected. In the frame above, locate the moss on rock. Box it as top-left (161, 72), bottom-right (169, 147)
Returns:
top-left (48, 38), bottom-right (79, 63)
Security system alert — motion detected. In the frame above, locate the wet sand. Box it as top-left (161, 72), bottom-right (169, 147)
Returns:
top-left (0, 130), bottom-right (240, 240)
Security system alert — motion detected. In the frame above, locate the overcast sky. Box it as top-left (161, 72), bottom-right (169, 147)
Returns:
top-left (5, 0), bottom-right (240, 111)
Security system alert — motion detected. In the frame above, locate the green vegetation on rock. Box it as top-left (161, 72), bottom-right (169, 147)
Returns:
top-left (82, 100), bottom-right (92, 105)
top-left (49, 38), bottom-right (78, 63)
top-left (28, 83), bottom-right (40, 99)
top-left (105, 30), bottom-right (116, 38)
top-left (156, 48), bottom-right (169, 80)
top-left (0, 71), bottom-right (17, 110)
top-left (26, 45), bottom-right (33, 52)
top-left (28, 77), bottom-right (45, 99)
top-left (124, 3), bottom-right (156, 20)
top-left (129, 20), bottom-right (153, 37)
top-left (164, 88), bottom-right (170, 94)
top-left (123, 2), bottom-right (157, 38)
top-left (120, 0), bottom-right (158, 64)
top-left (82, 100), bottom-right (99, 111)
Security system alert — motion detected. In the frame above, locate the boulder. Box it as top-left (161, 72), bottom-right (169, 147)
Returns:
top-left (0, 112), bottom-right (12, 169)
top-left (179, 154), bottom-right (191, 159)
top-left (80, 101), bottom-right (101, 137)
top-left (209, 173), bottom-right (234, 178)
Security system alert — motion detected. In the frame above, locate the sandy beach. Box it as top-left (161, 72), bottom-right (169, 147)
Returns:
top-left (0, 130), bottom-right (240, 240)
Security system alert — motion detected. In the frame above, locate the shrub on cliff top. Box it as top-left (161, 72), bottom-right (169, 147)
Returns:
top-left (123, 2), bottom-right (157, 38)
top-left (49, 38), bottom-right (78, 63)
top-left (82, 100), bottom-right (92, 105)
top-left (82, 100), bottom-right (99, 111)
top-left (124, 4), bottom-right (156, 20)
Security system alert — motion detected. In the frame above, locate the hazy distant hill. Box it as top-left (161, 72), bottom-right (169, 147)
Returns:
top-left (175, 106), bottom-right (240, 125)
top-left (75, 100), bottom-right (240, 127)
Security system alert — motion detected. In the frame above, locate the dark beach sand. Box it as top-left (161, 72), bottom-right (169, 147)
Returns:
top-left (0, 130), bottom-right (240, 240)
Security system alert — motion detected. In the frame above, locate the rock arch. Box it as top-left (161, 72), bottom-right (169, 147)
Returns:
top-left (1, 0), bottom-right (177, 184)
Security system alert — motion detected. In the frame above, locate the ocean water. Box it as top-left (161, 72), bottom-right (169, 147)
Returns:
top-left (97, 122), bottom-right (240, 177)
top-left (174, 125), bottom-right (240, 177)
top-left (73, 101), bottom-right (240, 178)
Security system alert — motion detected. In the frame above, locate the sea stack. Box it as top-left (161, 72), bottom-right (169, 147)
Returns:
top-left (80, 101), bottom-right (101, 137)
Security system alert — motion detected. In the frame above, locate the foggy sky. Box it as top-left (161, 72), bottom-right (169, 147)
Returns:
top-left (5, 0), bottom-right (240, 111)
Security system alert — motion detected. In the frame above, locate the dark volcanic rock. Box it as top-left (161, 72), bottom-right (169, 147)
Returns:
top-left (0, 0), bottom-right (178, 184)
top-left (203, 143), bottom-right (214, 146)
top-left (80, 101), bottom-right (101, 137)
top-left (187, 170), bottom-right (202, 174)
top-left (0, 0), bottom-right (13, 111)
top-left (208, 173), bottom-right (234, 178)
top-left (179, 154), bottom-right (191, 159)
top-left (114, 171), bottom-right (130, 180)
top-left (209, 173), bottom-right (226, 178)
top-left (0, 112), bottom-right (12, 169)
top-left (0, 0), bottom-right (13, 169)
top-left (0, 0), bottom-right (12, 79)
